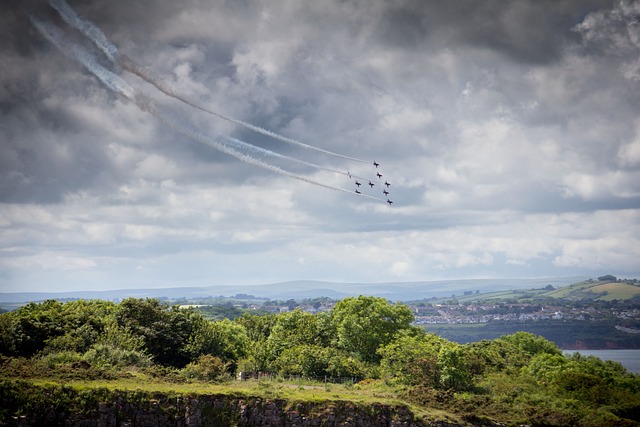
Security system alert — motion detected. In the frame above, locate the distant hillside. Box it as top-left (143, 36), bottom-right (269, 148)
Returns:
top-left (543, 280), bottom-right (640, 301)
top-left (437, 278), bottom-right (640, 304)
top-left (0, 277), bottom-right (587, 303)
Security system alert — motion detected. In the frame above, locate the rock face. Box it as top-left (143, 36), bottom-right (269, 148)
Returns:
top-left (1, 383), bottom-right (444, 427)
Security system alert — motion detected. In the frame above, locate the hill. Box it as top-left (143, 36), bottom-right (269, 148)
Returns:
top-left (0, 276), bottom-right (587, 304)
top-left (430, 278), bottom-right (640, 304)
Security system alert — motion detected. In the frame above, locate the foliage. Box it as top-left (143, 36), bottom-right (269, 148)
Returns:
top-left (0, 299), bottom-right (116, 357)
top-left (437, 341), bottom-right (472, 391)
top-left (187, 318), bottom-right (249, 370)
top-left (272, 344), bottom-right (366, 379)
top-left (83, 343), bottom-right (153, 368)
top-left (181, 354), bottom-right (228, 381)
top-left (497, 331), bottom-right (562, 358)
top-left (267, 309), bottom-right (333, 359)
top-left (115, 298), bottom-right (201, 367)
top-left (195, 304), bottom-right (244, 321)
top-left (330, 296), bottom-right (416, 362)
top-left (378, 332), bottom-right (444, 386)
top-left (234, 313), bottom-right (277, 342)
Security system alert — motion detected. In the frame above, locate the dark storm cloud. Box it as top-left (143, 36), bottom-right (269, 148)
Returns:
top-left (0, 0), bottom-right (633, 207)
top-left (373, 0), bottom-right (616, 63)
top-left (0, 0), bottom-right (116, 203)
top-left (0, 0), bottom-right (250, 203)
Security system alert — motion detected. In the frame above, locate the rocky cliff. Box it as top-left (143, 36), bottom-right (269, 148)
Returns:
top-left (1, 381), bottom-right (466, 427)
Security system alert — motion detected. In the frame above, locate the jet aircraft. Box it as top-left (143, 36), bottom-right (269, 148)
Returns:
top-left (377, 172), bottom-right (383, 178)
top-left (384, 181), bottom-right (391, 187)
top-left (368, 181), bottom-right (375, 188)
top-left (387, 199), bottom-right (393, 205)
top-left (355, 189), bottom-right (361, 194)
top-left (355, 181), bottom-right (361, 187)
top-left (383, 189), bottom-right (389, 196)
top-left (373, 161), bottom-right (379, 168)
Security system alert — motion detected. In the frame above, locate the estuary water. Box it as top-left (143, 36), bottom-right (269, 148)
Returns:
top-left (562, 349), bottom-right (640, 373)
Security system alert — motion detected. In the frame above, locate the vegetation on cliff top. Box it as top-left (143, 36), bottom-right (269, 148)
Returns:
top-left (1, 296), bottom-right (639, 426)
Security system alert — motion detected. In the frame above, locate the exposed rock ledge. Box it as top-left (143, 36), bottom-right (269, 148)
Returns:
top-left (0, 382), bottom-right (478, 427)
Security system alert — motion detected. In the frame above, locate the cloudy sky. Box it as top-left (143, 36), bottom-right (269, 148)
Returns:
top-left (1, 0), bottom-right (639, 293)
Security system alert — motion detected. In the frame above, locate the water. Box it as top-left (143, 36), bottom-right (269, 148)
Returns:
top-left (562, 349), bottom-right (640, 373)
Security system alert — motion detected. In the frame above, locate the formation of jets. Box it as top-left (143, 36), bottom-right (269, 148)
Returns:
top-left (350, 161), bottom-right (393, 205)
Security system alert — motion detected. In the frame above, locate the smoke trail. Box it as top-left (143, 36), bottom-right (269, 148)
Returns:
top-left (30, 17), bottom-right (385, 202)
top-left (49, 0), bottom-right (118, 62)
top-left (123, 56), bottom-right (371, 163)
top-left (48, 0), bottom-right (370, 165)
top-left (29, 16), bottom-right (135, 100)
top-left (155, 112), bottom-right (384, 201)
top-left (221, 135), bottom-right (373, 180)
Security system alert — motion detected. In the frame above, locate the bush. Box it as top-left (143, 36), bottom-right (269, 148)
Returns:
top-left (36, 351), bottom-right (83, 369)
top-left (83, 343), bottom-right (153, 368)
top-left (181, 354), bottom-right (228, 381)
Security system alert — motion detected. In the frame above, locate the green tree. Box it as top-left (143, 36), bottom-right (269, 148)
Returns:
top-left (497, 332), bottom-right (561, 359)
top-left (234, 313), bottom-right (278, 373)
top-left (378, 332), bottom-right (444, 385)
top-left (267, 309), bottom-right (333, 359)
top-left (437, 342), bottom-right (471, 391)
top-left (0, 299), bottom-right (116, 357)
top-left (235, 313), bottom-right (277, 342)
top-left (464, 338), bottom-right (529, 375)
top-left (187, 318), bottom-right (249, 371)
top-left (526, 352), bottom-right (568, 385)
top-left (330, 296), bottom-right (415, 363)
top-left (273, 344), bottom-right (366, 379)
top-left (274, 344), bottom-right (330, 377)
top-left (115, 298), bottom-right (199, 367)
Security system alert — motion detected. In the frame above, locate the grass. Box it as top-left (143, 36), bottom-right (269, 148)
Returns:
top-left (539, 280), bottom-right (640, 301)
top-left (588, 283), bottom-right (640, 301)
top-left (419, 279), bottom-right (640, 304)
top-left (16, 374), bottom-right (405, 407)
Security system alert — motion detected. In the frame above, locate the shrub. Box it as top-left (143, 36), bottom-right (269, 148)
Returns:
top-left (83, 343), bottom-right (152, 368)
top-left (181, 354), bottom-right (228, 381)
top-left (36, 351), bottom-right (83, 369)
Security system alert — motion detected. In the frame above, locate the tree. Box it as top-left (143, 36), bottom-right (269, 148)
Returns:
top-left (273, 344), bottom-right (366, 379)
top-left (378, 332), bottom-right (444, 386)
top-left (464, 339), bottom-right (528, 375)
top-left (235, 313), bottom-right (277, 343)
top-left (525, 353), bottom-right (568, 384)
top-left (0, 299), bottom-right (116, 357)
top-left (437, 342), bottom-right (471, 391)
top-left (330, 296), bottom-right (416, 363)
top-left (187, 318), bottom-right (249, 371)
top-left (115, 298), bottom-right (199, 367)
top-left (497, 332), bottom-right (561, 359)
top-left (267, 309), bottom-right (333, 359)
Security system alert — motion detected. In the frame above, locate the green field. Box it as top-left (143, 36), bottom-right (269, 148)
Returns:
top-left (434, 280), bottom-right (640, 304)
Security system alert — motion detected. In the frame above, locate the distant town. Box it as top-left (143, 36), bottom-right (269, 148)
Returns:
top-left (179, 294), bottom-right (640, 330)
top-left (170, 276), bottom-right (640, 331)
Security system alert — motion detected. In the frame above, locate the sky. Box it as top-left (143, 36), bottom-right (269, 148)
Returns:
top-left (1, 0), bottom-right (639, 293)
